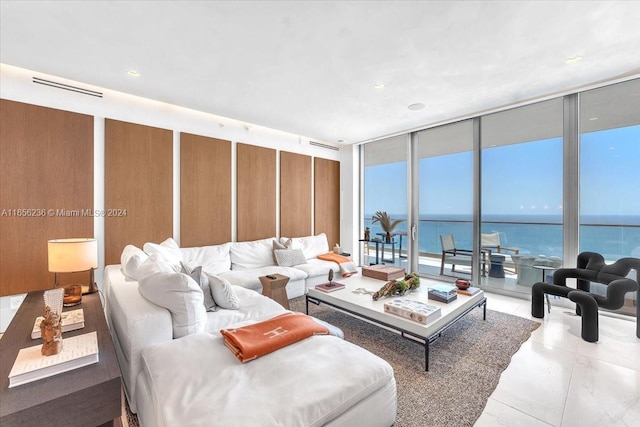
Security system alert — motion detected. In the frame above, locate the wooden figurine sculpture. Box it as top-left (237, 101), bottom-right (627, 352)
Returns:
top-left (372, 272), bottom-right (420, 301)
top-left (328, 269), bottom-right (335, 286)
top-left (40, 306), bottom-right (63, 356)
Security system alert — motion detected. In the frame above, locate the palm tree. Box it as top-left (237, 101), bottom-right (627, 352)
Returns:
top-left (371, 211), bottom-right (404, 243)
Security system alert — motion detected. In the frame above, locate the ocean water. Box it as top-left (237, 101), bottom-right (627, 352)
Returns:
top-left (363, 214), bottom-right (640, 260)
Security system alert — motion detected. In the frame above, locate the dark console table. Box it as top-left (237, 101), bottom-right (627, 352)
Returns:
top-left (0, 291), bottom-right (122, 427)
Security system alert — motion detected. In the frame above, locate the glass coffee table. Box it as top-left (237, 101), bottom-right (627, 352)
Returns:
top-left (306, 272), bottom-right (486, 371)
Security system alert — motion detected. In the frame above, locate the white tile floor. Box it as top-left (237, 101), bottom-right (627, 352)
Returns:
top-left (475, 291), bottom-right (640, 427)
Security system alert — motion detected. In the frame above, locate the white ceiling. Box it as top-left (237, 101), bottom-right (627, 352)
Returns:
top-left (1, 1), bottom-right (639, 145)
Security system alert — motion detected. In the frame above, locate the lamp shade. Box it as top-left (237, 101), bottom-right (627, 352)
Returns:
top-left (48, 238), bottom-right (98, 273)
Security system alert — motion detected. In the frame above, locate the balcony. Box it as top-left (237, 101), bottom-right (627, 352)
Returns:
top-left (361, 217), bottom-right (640, 316)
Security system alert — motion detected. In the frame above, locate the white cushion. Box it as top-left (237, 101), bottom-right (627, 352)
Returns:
top-left (206, 274), bottom-right (239, 310)
top-left (138, 272), bottom-right (207, 338)
top-left (143, 238), bottom-right (183, 271)
top-left (293, 259), bottom-right (341, 277)
top-left (274, 249), bottom-right (307, 267)
top-left (218, 266), bottom-right (308, 292)
top-left (180, 243), bottom-right (231, 275)
top-left (281, 233), bottom-right (329, 260)
top-left (120, 245), bottom-right (149, 281)
top-left (135, 253), bottom-right (176, 280)
top-left (230, 238), bottom-right (276, 270)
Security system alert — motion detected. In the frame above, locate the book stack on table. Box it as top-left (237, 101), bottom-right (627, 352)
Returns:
top-left (383, 298), bottom-right (441, 324)
top-left (31, 308), bottom-right (84, 339)
top-left (315, 282), bottom-right (345, 293)
top-left (428, 284), bottom-right (458, 303)
top-left (455, 286), bottom-right (481, 296)
top-left (8, 331), bottom-right (99, 388)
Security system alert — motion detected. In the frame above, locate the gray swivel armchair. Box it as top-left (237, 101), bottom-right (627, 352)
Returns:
top-left (531, 252), bottom-right (640, 342)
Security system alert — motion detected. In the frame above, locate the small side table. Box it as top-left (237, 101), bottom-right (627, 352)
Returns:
top-left (488, 253), bottom-right (506, 278)
top-left (259, 274), bottom-right (290, 309)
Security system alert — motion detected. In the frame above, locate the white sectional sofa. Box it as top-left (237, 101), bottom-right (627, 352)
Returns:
top-left (105, 233), bottom-right (397, 426)
top-left (137, 233), bottom-right (343, 298)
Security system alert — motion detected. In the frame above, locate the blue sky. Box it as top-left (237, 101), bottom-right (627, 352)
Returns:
top-left (364, 125), bottom-right (639, 219)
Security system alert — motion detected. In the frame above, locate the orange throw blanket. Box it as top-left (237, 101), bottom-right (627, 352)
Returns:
top-left (317, 252), bottom-right (358, 277)
top-left (220, 313), bottom-right (329, 363)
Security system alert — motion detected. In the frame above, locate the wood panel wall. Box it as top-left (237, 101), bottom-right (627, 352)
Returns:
top-left (180, 133), bottom-right (232, 247)
top-left (314, 158), bottom-right (341, 249)
top-left (0, 100), bottom-right (94, 296)
top-left (105, 119), bottom-right (173, 265)
top-left (280, 151), bottom-right (312, 238)
top-left (236, 143), bottom-right (276, 241)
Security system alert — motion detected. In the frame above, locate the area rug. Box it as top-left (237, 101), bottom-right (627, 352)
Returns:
top-left (294, 296), bottom-right (539, 427)
top-left (123, 296), bottom-right (539, 427)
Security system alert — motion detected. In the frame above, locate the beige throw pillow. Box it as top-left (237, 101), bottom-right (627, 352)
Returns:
top-left (272, 238), bottom-right (293, 263)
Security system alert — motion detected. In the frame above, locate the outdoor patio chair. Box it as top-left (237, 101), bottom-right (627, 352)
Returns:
top-left (481, 232), bottom-right (519, 272)
top-left (440, 234), bottom-right (487, 276)
top-left (531, 252), bottom-right (640, 342)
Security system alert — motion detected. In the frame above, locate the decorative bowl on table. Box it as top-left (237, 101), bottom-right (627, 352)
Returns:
top-left (454, 279), bottom-right (471, 290)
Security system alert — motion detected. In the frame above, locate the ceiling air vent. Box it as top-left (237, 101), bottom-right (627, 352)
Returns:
top-left (32, 77), bottom-right (103, 98)
top-left (309, 141), bottom-right (340, 151)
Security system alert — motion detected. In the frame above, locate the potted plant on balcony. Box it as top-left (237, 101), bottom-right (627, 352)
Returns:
top-left (371, 211), bottom-right (404, 243)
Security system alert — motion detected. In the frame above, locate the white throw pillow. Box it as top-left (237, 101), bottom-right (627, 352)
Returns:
top-left (206, 273), bottom-right (239, 310)
top-left (230, 238), bottom-right (276, 270)
top-left (180, 243), bottom-right (231, 275)
top-left (120, 245), bottom-right (149, 281)
top-left (138, 272), bottom-right (207, 338)
top-left (286, 233), bottom-right (330, 259)
top-left (181, 261), bottom-right (217, 312)
top-left (135, 253), bottom-right (176, 281)
top-left (274, 249), bottom-right (307, 267)
top-left (143, 238), bottom-right (182, 271)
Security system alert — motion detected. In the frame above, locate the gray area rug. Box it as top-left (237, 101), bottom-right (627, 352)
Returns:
top-left (293, 296), bottom-right (539, 427)
top-left (124, 296), bottom-right (539, 427)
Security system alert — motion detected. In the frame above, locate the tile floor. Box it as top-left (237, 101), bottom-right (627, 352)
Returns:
top-left (475, 292), bottom-right (640, 427)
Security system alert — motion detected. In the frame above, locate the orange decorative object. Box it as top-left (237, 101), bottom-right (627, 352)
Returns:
top-left (455, 279), bottom-right (471, 290)
top-left (220, 312), bottom-right (329, 363)
top-left (40, 307), bottom-right (63, 356)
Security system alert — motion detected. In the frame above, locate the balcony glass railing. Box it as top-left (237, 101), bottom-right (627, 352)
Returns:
top-left (362, 216), bottom-right (640, 263)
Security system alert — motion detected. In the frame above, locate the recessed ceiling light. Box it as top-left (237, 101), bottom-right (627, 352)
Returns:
top-left (408, 103), bottom-right (425, 111)
top-left (127, 70), bottom-right (140, 77)
top-left (565, 56), bottom-right (582, 64)
top-left (373, 83), bottom-right (384, 89)
top-left (588, 117), bottom-right (599, 121)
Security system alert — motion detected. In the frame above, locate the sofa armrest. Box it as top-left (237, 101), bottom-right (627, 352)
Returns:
top-left (106, 281), bottom-right (172, 412)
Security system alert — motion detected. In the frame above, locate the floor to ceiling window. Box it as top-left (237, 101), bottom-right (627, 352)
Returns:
top-left (416, 120), bottom-right (474, 277)
top-left (579, 79), bottom-right (640, 315)
top-left (480, 99), bottom-right (564, 294)
top-left (359, 77), bottom-right (638, 318)
top-left (361, 136), bottom-right (407, 266)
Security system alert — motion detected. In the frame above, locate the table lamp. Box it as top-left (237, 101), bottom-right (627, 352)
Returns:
top-left (48, 238), bottom-right (99, 300)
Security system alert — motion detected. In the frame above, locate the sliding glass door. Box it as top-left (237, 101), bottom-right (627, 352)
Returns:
top-left (361, 136), bottom-right (407, 267)
top-left (416, 120), bottom-right (474, 278)
top-left (579, 79), bottom-right (640, 315)
top-left (480, 99), bottom-right (564, 293)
